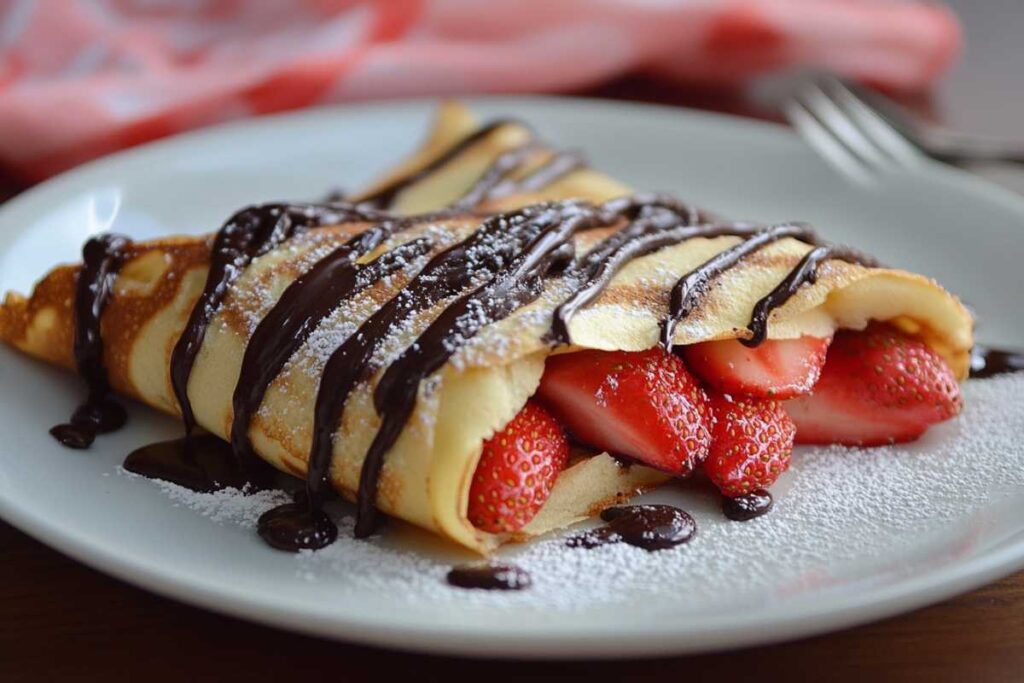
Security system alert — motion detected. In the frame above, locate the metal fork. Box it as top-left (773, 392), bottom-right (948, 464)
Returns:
top-left (850, 84), bottom-right (1024, 167)
top-left (783, 75), bottom-right (929, 184)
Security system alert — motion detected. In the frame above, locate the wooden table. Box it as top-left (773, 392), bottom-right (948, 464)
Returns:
top-left (2, 2), bottom-right (1023, 680)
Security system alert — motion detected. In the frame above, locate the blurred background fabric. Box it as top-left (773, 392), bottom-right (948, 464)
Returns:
top-left (0, 0), bottom-right (960, 181)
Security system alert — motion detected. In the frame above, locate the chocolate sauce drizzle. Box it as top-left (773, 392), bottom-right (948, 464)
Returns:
top-left (497, 150), bottom-right (587, 196)
top-left (357, 119), bottom-right (522, 209)
top-left (168, 203), bottom-right (378, 457)
top-left (450, 144), bottom-right (540, 210)
top-left (456, 148), bottom-right (587, 210)
top-left (335, 202), bottom-right (870, 541)
top-left (156, 195), bottom-right (849, 550)
top-left (248, 203), bottom-right (594, 548)
top-left (119, 203), bottom-right (385, 499)
top-left (50, 233), bottom-right (132, 449)
top-left (229, 229), bottom-right (434, 476)
top-left (660, 223), bottom-right (815, 349)
top-left (970, 344), bottom-right (1024, 378)
top-left (45, 117), bottom-right (883, 555)
top-left (351, 201), bottom-right (608, 536)
top-left (446, 564), bottom-right (532, 591)
top-left (742, 245), bottom-right (877, 347)
top-left (551, 200), bottom-right (746, 344)
top-left (566, 504), bottom-right (697, 551)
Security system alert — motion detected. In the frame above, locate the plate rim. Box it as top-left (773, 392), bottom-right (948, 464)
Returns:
top-left (4, 485), bottom-right (1024, 659)
top-left (2, 94), bottom-right (1024, 658)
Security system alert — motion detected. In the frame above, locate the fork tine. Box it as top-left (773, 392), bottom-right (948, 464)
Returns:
top-left (782, 96), bottom-right (875, 185)
top-left (796, 81), bottom-right (892, 170)
top-left (819, 76), bottom-right (927, 169)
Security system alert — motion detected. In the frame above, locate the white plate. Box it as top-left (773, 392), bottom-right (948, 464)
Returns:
top-left (1, 97), bottom-right (1023, 659)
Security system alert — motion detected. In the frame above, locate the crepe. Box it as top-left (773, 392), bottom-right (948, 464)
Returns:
top-left (0, 103), bottom-right (973, 554)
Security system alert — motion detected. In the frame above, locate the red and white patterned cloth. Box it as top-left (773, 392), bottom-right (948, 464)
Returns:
top-left (0, 0), bottom-right (961, 180)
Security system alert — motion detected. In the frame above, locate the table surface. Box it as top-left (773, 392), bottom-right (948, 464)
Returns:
top-left (3, 2), bottom-right (1023, 680)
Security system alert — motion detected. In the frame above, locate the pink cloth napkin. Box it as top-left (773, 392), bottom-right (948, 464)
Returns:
top-left (0, 0), bottom-right (960, 181)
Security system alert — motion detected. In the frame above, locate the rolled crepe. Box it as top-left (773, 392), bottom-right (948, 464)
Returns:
top-left (0, 103), bottom-right (973, 553)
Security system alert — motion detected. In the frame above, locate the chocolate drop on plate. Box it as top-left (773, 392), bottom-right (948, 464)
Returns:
top-left (446, 564), bottom-right (532, 591)
top-left (49, 423), bottom-right (96, 449)
top-left (52, 233), bottom-right (132, 449)
top-left (51, 398), bottom-right (128, 449)
top-left (567, 504), bottom-right (697, 551)
top-left (722, 489), bottom-right (774, 521)
top-left (257, 503), bottom-right (338, 552)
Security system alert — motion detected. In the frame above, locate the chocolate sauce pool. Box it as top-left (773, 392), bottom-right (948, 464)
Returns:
top-left (567, 504), bottom-right (697, 551)
top-left (722, 490), bottom-right (774, 521)
top-left (123, 434), bottom-right (246, 492)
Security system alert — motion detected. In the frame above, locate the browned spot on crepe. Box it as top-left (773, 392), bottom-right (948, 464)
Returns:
top-left (103, 239), bottom-right (211, 400)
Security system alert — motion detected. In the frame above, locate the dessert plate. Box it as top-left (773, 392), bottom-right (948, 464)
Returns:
top-left (1, 97), bottom-right (1023, 658)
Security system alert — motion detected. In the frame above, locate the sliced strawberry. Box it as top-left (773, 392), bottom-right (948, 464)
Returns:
top-left (785, 323), bottom-right (962, 446)
top-left (703, 392), bottom-right (795, 497)
top-left (468, 401), bottom-right (569, 534)
top-left (536, 348), bottom-right (712, 475)
top-left (682, 336), bottom-right (830, 400)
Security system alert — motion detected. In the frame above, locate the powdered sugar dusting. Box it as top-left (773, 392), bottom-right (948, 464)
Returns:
top-left (120, 468), bottom-right (292, 527)
top-left (126, 375), bottom-right (1024, 612)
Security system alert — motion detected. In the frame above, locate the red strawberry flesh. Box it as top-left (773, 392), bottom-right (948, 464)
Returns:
top-left (467, 401), bottom-right (569, 534)
top-left (536, 348), bottom-right (712, 476)
top-left (703, 392), bottom-right (795, 497)
top-left (682, 335), bottom-right (830, 400)
top-left (785, 323), bottom-right (962, 446)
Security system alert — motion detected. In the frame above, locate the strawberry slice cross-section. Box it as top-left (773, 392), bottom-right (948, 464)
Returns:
top-left (682, 335), bottom-right (830, 400)
top-left (536, 348), bottom-right (713, 476)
